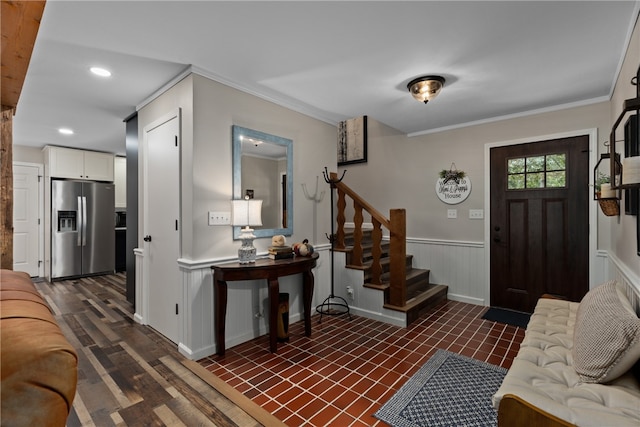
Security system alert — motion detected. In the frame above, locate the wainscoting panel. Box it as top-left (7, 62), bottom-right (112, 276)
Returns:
top-left (406, 238), bottom-right (487, 306)
top-left (173, 246), bottom-right (331, 360)
top-left (608, 252), bottom-right (640, 315)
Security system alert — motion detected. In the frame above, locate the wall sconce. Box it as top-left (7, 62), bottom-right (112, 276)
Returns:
top-left (593, 142), bottom-right (621, 216)
top-left (407, 75), bottom-right (445, 104)
top-left (231, 196), bottom-right (263, 263)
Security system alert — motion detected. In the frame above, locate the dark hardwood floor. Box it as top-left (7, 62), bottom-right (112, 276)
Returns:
top-left (34, 273), bottom-right (271, 427)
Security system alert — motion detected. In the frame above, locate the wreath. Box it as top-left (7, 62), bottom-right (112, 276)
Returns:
top-left (439, 163), bottom-right (466, 185)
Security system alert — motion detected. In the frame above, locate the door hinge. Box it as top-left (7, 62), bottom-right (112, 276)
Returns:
top-left (175, 219), bottom-right (178, 230)
top-left (175, 304), bottom-right (179, 315)
top-left (38, 218), bottom-right (41, 225)
top-left (175, 135), bottom-right (178, 147)
top-left (38, 260), bottom-right (42, 266)
top-left (38, 175), bottom-right (42, 182)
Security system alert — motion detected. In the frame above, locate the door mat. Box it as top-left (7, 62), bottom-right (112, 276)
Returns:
top-left (481, 307), bottom-right (531, 329)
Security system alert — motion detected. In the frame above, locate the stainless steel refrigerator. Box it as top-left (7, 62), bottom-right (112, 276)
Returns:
top-left (51, 180), bottom-right (115, 279)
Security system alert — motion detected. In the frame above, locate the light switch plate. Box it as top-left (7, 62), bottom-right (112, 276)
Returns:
top-left (469, 209), bottom-right (484, 219)
top-left (208, 211), bottom-right (231, 225)
top-left (447, 209), bottom-right (457, 219)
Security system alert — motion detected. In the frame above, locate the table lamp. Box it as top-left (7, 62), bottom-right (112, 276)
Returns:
top-left (232, 196), bottom-right (263, 263)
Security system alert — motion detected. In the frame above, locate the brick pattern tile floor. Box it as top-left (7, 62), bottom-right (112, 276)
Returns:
top-left (199, 300), bottom-right (525, 426)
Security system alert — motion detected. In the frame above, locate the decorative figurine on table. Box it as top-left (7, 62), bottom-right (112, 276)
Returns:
top-left (292, 239), bottom-right (315, 257)
top-left (269, 235), bottom-right (293, 260)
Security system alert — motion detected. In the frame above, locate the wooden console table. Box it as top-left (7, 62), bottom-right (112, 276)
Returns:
top-left (212, 253), bottom-right (318, 355)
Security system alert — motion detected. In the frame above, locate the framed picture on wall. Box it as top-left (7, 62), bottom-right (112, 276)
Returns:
top-left (338, 115), bottom-right (368, 166)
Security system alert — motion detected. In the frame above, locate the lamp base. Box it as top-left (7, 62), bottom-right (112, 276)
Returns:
top-left (238, 227), bottom-right (257, 264)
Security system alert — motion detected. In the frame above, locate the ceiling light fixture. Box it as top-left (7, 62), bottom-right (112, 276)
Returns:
top-left (58, 128), bottom-right (74, 135)
top-left (90, 67), bottom-right (111, 77)
top-left (407, 75), bottom-right (445, 104)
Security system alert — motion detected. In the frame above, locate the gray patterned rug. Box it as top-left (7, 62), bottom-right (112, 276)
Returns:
top-left (374, 350), bottom-right (507, 427)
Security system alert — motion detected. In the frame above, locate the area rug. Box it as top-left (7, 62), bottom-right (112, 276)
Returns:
top-left (374, 349), bottom-right (507, 427)
top-left (481, 307), bottom-right (531, 329)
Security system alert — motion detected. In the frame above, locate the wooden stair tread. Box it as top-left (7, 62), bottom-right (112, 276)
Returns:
top-left (383, 284), bottom-right (448, 313)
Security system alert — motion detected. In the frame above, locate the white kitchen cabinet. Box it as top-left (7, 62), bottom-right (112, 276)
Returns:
top-left (114, 156), bottom-right (126, 208)
top-left (45, 146), bottom-right (114, 181)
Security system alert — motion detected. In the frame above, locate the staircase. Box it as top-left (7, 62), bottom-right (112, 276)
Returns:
top-left (338, 229), bottom-right (448, 326)
top-left (329, 172), bottom-right (448, 326)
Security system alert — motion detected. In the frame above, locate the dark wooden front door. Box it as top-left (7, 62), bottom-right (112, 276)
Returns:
top-left (490, 135), bottom-right (589, 313)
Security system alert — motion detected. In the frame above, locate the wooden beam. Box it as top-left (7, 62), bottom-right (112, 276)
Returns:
top-left (1, 0), bottom-right (46, 110)
top-left (1, 108), bottom-right (14, 269)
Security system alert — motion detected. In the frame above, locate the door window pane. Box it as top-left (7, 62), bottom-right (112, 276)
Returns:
top-left (526, 172), bottom-right (545, 188)
top-left (507, 153), bottom-right (566, 190)
top-left (508, 158), bottom-right (525, 174)
top-left (546, 154), bottom-right (565, 171)
top-left (526, 156), bottom-right (545, 172)
top-left (508, 174), bottom-right (525, 190)
top-left (546, 171), bottom-right (566, 187)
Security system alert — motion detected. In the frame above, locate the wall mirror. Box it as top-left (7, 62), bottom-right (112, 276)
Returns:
top-left (232, 125), bottom-right (293, 239)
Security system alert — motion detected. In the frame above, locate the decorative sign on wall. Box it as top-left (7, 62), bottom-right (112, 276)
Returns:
top-left (435, 164), bottom-right (472, 204)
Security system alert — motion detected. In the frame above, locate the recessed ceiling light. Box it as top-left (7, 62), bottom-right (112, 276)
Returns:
top-left (90, 67), bottom-right (111, 77)
top-left (58, 128), bottom-right (74, 135)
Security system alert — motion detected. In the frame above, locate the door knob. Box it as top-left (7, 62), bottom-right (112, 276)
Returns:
top-left (493, 237), bottom-right (501, 243)
top-left (494, 226), bottom-right (501, 232)
top-left (143, 235), bottom-right (152, 242)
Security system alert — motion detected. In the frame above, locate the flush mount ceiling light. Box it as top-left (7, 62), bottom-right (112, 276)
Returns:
top-left (407, 75), bottom-right (445, 104)
top-left (90, 66), bottom-right (111, 77)
top-left (58, 128), bottom-right (74, 135)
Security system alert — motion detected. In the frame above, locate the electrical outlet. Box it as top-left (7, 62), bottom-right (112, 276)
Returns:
top-left (469, 209), bottom-right (484, 219)
top-left (447, 209), bottom-right (457, 219)
top-left (208, 211), bottom-right (231, 225)
top-left (346, 286), bottom-right (354, 300)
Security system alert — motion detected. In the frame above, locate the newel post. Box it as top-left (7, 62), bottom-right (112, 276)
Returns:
top-left (388, 209), bottom-right (406, 306)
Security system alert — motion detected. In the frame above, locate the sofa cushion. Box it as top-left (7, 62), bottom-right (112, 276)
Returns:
top-left (573, 281), bottom-right (640, 383)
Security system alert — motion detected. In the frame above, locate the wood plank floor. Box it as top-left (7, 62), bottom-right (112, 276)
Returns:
top-left (34, 273), bottom-right (270, 427)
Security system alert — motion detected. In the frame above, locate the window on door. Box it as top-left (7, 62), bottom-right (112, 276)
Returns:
top-left (507, 153), bottom-right (566, 190)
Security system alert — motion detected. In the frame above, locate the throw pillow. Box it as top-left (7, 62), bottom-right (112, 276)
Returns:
top-left (572, 280), bottom-right (640, 383)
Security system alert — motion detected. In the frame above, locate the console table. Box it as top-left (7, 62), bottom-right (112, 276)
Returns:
top-left (212, 252), bottom-right (319, 355)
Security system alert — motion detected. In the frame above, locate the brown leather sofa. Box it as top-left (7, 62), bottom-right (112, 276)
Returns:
top-left (1, 270), bottom-right (78, 426)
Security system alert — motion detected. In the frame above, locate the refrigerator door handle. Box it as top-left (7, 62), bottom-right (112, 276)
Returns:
top-left (77, 196), bottom-right (83, 246)
top-left (82, 196), bottom-right (87, 246)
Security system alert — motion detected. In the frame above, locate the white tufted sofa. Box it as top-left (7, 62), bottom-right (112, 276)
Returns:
top-left (492, 287), bottom-right (640, 427)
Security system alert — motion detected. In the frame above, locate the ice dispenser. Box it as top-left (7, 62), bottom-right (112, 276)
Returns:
top-left (57, 211), bottom-right (77, 232)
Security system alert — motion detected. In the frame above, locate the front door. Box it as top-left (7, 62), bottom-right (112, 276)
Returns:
top-left (144, 111), bottom-right (181, 344)
top-left (490, 135), bottom-right (589, 313)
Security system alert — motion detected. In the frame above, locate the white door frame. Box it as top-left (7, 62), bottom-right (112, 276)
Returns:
top-left (13, 161), bottom-right (44, 277)
top-left (483, 128), bottom-right (599, 305)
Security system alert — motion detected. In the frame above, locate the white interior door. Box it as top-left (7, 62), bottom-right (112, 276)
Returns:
top-left (13, 163), bottom-right (42, 276)
top-left (143, 111), bottom-right (181, 344)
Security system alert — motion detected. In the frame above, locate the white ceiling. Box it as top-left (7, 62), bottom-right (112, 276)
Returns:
top-left (13, 1), bottom-right (640, 156)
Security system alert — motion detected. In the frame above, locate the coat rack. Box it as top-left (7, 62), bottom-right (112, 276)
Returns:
top-left (316, 167), bottom-right (351, 322)
top-left (301, 177), bottom-right (325, 245)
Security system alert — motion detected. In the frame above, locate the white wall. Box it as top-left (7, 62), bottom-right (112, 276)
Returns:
top-left (136, 71), bottom-right (337, 359)
top-left (189, 73), bottom-right (336, 260)
top-left (13, 145), bottom-right (44, 164)
top-left (610, 14), bottom-right (640, 283)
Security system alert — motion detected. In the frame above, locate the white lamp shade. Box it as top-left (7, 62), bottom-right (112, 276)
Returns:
top-left (232, 199), bottom-right (263, 227)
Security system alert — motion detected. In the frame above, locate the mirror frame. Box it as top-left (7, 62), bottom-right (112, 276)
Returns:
top-left (232, 125), bottom-right (293, 239)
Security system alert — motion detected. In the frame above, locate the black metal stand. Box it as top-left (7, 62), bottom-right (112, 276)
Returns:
top-left (316, 167), bottom-right (352, 322)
